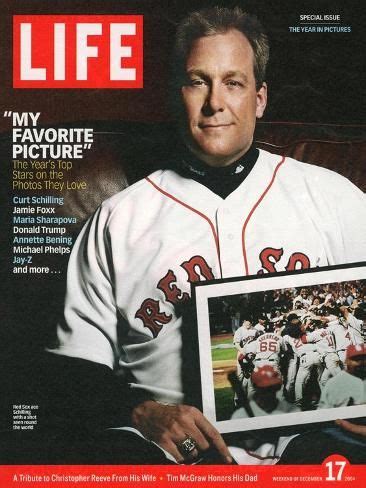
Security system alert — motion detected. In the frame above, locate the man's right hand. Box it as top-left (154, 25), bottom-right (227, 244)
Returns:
top-left (131, 400), bottom-right (232, 464)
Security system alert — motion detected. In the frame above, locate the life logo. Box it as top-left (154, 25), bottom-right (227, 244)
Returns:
top-left (13, 15), bottom-right (143, 88)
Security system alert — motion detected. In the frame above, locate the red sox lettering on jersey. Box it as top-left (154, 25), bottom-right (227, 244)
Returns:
top-left (257, 247), bottom-right (310, 275)
top-left (135, 255), bottom-right (214, 337)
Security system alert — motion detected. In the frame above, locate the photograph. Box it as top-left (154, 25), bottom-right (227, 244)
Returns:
top-left (195, 264), bottom-right (366, 434)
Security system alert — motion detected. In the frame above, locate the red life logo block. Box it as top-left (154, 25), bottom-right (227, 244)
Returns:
top-left (13, 15), bottom-right (143, 88)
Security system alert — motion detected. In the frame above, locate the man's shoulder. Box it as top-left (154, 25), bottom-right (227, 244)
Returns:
top-left (99, 169), bottom-right (180, 212)
top-left (260, 149), bottom-right (350, 183)
top-left (259, 149), bottom-right (364, 200)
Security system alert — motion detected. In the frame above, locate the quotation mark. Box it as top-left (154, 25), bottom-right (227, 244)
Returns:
top-left (3, 110), bottom-right (12, 117)
top-left (83, 143), bottom-right (92, 150)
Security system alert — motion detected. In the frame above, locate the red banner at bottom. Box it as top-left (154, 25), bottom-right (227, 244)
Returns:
top-left (0, 456), bottom-right (365, 488)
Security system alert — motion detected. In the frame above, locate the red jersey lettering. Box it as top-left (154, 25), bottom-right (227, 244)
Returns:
top-left (135, 298), bottom-right (172, 338)
top-left (286, 252), bottom-right (311, 271)
top-left (258, 247), bottom-right (283, 274)
top-left (157, 270), bottom-right (189, 305)
top-left (181, 255), bottom-right (214, 282)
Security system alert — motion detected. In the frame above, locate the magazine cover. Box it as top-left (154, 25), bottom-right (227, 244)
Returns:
top-left (1, 0), bottom-right (365, 486)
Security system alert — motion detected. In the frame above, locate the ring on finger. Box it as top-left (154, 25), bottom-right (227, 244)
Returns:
top-left (177, 435), bottom-right (197, 455)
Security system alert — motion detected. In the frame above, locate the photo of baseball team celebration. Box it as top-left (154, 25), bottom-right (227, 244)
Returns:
top-left (208, 278), bottom-right (366, 422)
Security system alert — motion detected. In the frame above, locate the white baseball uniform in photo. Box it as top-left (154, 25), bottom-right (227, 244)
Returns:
top-left (233, 327), bottom-right (258, 352)
top-left (283, 335), bottom-right (321, 402)
top-left (327, 320), bottom-right (356, 363)
top-left (234, 327), bottom-right (258, 384)
top-left (318, 371), bottom-right (366, 408)
top-left (284, 353), bottom-right (298, 399)
top-left (253, 333), bottom-right (286, 369)
top-left (51, 150), bottom-right (366, 406)
top-left (231, 397), bottom-right (299, 419)
top-left (304, 328), bottom-right (341, 386)
top-left (346, 312), bottom-right (364, 346)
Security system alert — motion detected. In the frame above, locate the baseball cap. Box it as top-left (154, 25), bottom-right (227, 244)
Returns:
top-left (251, 365), bottom-right (282, 388)
top-left (346, 344), bottom-right (366, 359)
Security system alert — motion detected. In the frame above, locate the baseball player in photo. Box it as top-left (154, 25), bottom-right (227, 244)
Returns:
top-left (232, 365), bottom-right (299, 419)
top-left (230, 366), bottom-right (300, 465)
top-left (233, 320), bottom-right (258, 400)
top-left (325, 312), bottom-right (360, 363)
top-left (233, 320), bottom-right (258, 352)
top-left (282, 320), bottom-right (322, 405)
top-left (48, 6), bottom-right (366, 464)
top-left (318, 344), bottom-right (366, 408)
top-left (253, 330), bottom-right (286, 370)
top-left (301, 323), bottom-right (342, 387)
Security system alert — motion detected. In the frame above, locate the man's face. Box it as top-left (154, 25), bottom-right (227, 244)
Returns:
top-left (180, 29), bottom-right (267, 167)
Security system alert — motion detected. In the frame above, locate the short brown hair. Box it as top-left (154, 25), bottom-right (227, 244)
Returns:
top-left (174, 6), bottom-right (269, 90)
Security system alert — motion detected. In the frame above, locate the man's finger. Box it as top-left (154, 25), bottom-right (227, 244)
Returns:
top-left (335, 419), bottom-right (366, 436)
top-left (195, 415), bottom-right (232, 463)
top-left (161, 439), bottom-right (185, 464)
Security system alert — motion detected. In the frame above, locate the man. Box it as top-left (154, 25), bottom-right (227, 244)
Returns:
top-left (318, 343), bottom-right (366, 408)
top-left (233, 320), bottom-right (258, 352)
top-left (254, 317), bottom-right (267, 334)
top-left (233, 321), bottom-right (258, 401)
top-left (252, 329), bottom-right (286, 371)
top-left (282, 319), bottom-right (321, 405)
top-left (324, 308), bottom-right (362, 363)
top-left (232, 365), bottom-right (298, 418)
top-left (229, 366), bottom-right (298, 465)
top-left (49, 6), bottom-right (366, 464)
top-left (302, 322), bottom-right (342, 387)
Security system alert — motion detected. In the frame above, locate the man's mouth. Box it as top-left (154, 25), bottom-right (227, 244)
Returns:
top-left (199, 123), bottom-right (232, 130)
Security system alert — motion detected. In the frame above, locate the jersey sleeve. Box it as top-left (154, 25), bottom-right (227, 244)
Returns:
top-left (50, 204), bottom-right (118, 369)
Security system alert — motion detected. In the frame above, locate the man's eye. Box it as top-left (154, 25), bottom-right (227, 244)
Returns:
top-left (226, 80), bottom-right (243, 87)
top-left (190, 79), bottom-right (207, 86)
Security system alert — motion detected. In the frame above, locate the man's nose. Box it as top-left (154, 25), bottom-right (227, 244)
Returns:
top-left (203, 83), bottom-right (225, 115)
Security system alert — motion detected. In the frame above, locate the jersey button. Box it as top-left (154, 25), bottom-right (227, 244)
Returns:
top-left (227, 233), bottom-right (234, 240)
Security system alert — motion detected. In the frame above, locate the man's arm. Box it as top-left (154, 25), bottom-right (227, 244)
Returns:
top-left (48, 205), bottom-right (231, 463)
top-left (335, 419), bottom-right (366, 437)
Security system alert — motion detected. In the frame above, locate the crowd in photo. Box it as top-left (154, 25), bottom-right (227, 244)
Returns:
top-left (226, 280), bottom-right (366, 417)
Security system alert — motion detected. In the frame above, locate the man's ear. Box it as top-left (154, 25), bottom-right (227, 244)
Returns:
top-left (256, 82), bottom-right (267, 119)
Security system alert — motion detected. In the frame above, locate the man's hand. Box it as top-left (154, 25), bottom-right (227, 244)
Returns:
top-left (335, 419), bottom-right (366, 436)
top-left (131, 400), bottom-right (232, 464)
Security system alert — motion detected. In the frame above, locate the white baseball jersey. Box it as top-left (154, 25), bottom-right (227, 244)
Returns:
top-left (231, 397), bottom-right (299, 419)
top-left (346, 313), bottom-right (364, 345)
top-left (233, 327), bottom-right (258, 351)
top-left (305, 328), bottom-right (337, 355)
top-left (318, 371), bottom-right (366, 408)
top-left (51, 150), bottom-right (366, 404)
top-left (253, 332), bottom-right (285, 365)
top-left (327, 321), bottom-right (355, 354)
top-left (303, 328), bottom-right (341, 384)
top-left (282, 335), bottom-right (318, 358)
